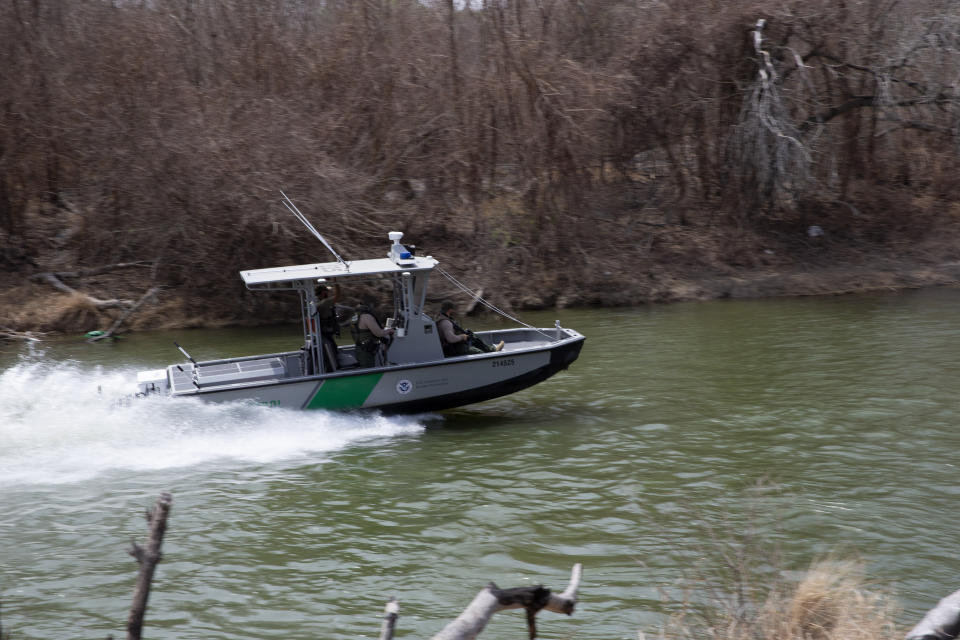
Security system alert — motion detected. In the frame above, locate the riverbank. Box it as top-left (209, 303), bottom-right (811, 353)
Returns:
top-left (4, 188), bottom-right (959, 337)
top-left (650, 260), bottom-right (960, 303)
top-left (3, 228), bottom-right (960, 339)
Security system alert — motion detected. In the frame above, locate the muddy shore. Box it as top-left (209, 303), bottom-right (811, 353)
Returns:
top-left (3, 246), bottom-right (959, 341)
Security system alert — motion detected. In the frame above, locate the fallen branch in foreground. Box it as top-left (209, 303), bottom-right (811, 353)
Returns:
top-left (106, 492), bottom-right (578, 640)
top-left (92, 494), bottom-right (960, 640)
top-left (379, 598), bottom-right (399, 640)
top-left (906, 589), bottom-right (960, 640)
top-left (379, 564), bottom-right (582, 640)
top-left (125, 492), bottom-right (173, 640)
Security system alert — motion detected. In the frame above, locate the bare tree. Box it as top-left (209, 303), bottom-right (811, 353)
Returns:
top-left (5, 0), bottom-right (960, 329)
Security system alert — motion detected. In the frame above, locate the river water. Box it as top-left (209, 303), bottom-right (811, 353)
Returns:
top-left (2, 289), bottom-right (960, 639)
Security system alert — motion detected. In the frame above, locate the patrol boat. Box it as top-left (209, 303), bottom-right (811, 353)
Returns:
top-left (134, 199), bottom-right (584, 413)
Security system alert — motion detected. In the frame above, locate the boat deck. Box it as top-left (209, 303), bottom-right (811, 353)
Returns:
top-left (484, 327), bottom-right (567, 352)
top-left (167, 326), bottom-right (578, 395)
top-left (169, 355), bottom-right (292, 393)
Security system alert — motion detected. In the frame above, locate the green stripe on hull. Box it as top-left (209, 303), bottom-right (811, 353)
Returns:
top-left (306, 373), bottom-right (383, 410)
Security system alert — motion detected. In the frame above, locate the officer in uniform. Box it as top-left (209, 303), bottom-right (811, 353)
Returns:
top-left (350, 297), bottom-right (395, 368)
top-left (436, 300), bottom-right (504, 356)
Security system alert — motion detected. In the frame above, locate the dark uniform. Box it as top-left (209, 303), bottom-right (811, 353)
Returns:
top-left (436, 312), bottom-right (485, 356)
top-left (350, 305), bottom-right (385, 368)
top-left (436, 300), bottom-right (502, 356)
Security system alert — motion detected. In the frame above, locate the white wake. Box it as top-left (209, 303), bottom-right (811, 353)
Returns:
top-left (0, 357), bottom-right (425, 486)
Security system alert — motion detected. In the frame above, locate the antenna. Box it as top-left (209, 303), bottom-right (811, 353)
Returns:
top-left (280, 191), bottom-right (349, 269)
top-left (174, 341), bottom-right (196, 365)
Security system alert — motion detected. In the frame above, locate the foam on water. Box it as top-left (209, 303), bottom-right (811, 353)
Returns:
top-left (0, 356), bottom-right (426, 486)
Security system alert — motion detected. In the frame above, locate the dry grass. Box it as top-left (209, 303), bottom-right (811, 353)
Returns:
top-left (755, 561), bottom-right (898, 640)
top-left (653, 560), bottom-right (899, 640)
top-left (650, 559), bottom-right (899, 640)
top-left (0, 288), bottom-right (103, 334)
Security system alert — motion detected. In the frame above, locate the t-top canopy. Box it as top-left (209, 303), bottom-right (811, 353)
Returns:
top-left (240, 255), bottom-right (438, 290)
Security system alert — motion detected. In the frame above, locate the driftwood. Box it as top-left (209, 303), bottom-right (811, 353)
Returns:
top-left (906, 589), bottom-right (960, 640)
top-left (378, 564), bottom-right (582, 640)
top-left (87, 287), bottom-right (161, 342)
top-left (30, 261), bottom-right (157, 310)
top-left (31, 272), bottom-right (132, 310)
top-left (0, 327), bottom-right (43, 342)
top-left (432, 564), bottom-right (581, 640)
top-left (379, 598), bottom-right (400, 640)
top-left (27, 261), bottom-right (160, 338)
top-left (126, 492), bottom-right (173, 640)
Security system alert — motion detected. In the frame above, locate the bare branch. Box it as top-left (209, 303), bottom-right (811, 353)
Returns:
top-left (379, 598), bottom-right (399, 640)
top-left (87, 287), bottom-right (161, 342)
top-left (126, 492), bottom-right (173, 640)
top-left (906, 588), bottom-right (960, 640)
top-left (429, 563), bottom-right (582, 640)
top-left (30, 273), bottom-right (132, 310)
top-left (0, 327), bottom-right (43, 343)
top-left (45, 261), bottom-right (156, 280)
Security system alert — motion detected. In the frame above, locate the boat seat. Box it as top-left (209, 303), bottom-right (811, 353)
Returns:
top-left (338, 348), bottom-right (359, 368)
top-left (322, 340), bottom-right (339, 372)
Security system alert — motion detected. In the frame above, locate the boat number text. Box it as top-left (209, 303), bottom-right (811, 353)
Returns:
top-left (492, 358), bottom-right (516, 368)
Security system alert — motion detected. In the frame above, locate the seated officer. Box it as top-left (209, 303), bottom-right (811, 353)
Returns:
top-left (436, 300), bottom-right (504, 356)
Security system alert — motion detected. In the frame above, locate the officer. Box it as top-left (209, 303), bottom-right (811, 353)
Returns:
top-left (351, 297), bottom-right (395, 368)
top-left (436, 300), bottom-right (504, 356)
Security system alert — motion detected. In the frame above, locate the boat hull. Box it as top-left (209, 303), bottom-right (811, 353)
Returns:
top-left (163, 335), bottom-right (583, 414)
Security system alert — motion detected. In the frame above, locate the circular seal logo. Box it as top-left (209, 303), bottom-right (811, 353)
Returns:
top-left (396, 379), bottom-right (413, 395)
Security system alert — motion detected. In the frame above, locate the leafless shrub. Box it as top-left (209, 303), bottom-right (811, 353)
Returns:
top-left (656, 560), bottom-right (899, 640)
top-left (651, 480), bottom-right (898, 640)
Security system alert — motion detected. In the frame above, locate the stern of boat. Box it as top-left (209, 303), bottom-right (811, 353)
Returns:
top-left (136, 368), bottom-right (170, 396)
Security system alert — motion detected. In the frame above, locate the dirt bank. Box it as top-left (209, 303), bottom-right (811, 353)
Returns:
top-left (661, 261), bottom-right (960, 302)
top-left (3, 248), bottom-right (959, 342)
top-left (3, 194), bottom-right (959, 339)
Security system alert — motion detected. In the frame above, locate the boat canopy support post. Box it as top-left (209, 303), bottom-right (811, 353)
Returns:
top-left (299, 283), bottom-right (326, 375)
top-left (392, 271), bottom-right (424, 335)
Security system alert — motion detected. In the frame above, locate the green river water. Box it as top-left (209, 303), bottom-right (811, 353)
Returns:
top-left (2, 289), bottom-right (960, 639)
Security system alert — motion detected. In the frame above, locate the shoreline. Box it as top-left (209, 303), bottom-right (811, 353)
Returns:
top-left (641, 261), bottom-right (960, 304)
top-left (3, 258), bottom-right (959, 340)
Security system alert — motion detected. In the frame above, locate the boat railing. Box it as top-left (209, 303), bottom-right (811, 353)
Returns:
top-left (182, 349), bottom-right (302, 368)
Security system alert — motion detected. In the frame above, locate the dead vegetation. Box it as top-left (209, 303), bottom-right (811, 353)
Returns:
top-left (654, 560), bottom-right (899, 640)
top-left (649, 483), bottom-right (902, 640)
top-left (3, 0), bottom-right (960, 333)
